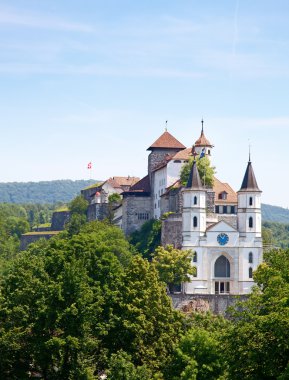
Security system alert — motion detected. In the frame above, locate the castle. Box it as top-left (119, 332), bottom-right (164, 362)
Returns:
top-left (82, 124), bottom-right (263, 296)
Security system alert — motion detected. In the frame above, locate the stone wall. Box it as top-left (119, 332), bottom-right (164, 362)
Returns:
top-left (161, 213), bottom-right (182, 248)
top-left (20, 232), bottom-right (60, 250)
top-left (206, 190), bottom-right (215, 213)
top-left (51, 211), bottom-right (70, 230)
top-left (122, 194), bottom-right (151, 235)
top-left (170, 293), bottom-right (248, 316)
top-left (87, 203), bottom-right (109, 222)
top-left (148, 149), bottom-right (182, 177)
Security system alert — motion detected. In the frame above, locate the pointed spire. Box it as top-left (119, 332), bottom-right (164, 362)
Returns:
top-left (195, 119), bottom-right (213, 147)
top-left (186, 161), bottom-right (203, 189)
top-left (239, 161), bottom-right (261, 192)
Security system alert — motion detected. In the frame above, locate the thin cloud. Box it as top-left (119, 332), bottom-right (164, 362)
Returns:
top-left (0, 7), bottom-right (94, 32)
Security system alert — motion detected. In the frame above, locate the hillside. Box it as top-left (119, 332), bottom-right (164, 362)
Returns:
top-left (0, 180), bottom-right (100, 204)
top-left (261, 203), bottom-right (289, 223)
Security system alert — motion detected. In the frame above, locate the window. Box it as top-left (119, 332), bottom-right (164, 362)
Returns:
top-left (174, 160), bottom-right (181, 163)
top-left (193, 268), bottom-right (197, 277)
top-left (249, 267), bottom-right (253, 278)
top-left (208, 149), bottom-right (211, 155)
top-left (249, 217), bottom-right (253, 228)
top-left (249, 252), bottom-right (253, 263)
top-left (194, 196), bottom-right (197, 205)
top-left (223, 206), bottom-right (227, 214)
top-left (249, 197), bottom-right (253, 206)
top-left (214, 256), bottom-right (230, 278)
top-left (137, 213), bottom-right (149, 220)
top-left (193, 252), bottom-right (197, 262)
top-left (215, 205), bottom-right (220, 213)
top-left (230, 206), bottom-right (235, 214)
top-left (215, 281), bottom-right (230, 294)
top-left (193, 216), bottom-right (198, 227)
top-left (218, 191), bottom-right (228, 200)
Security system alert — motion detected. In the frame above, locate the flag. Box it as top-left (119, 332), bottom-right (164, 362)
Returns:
top-left (199, 148), bottom-right (205, 159)
top-left (87, 162), bottom-right (92, 169)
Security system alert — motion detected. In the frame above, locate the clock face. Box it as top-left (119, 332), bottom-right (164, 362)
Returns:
top-left (217, 233), bottom-right (229, 246)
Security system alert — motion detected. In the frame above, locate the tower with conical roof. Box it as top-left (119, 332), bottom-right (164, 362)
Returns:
top-left (182, 161), bottom-right (207, 248)
top-left (237, 158), bottom-right (262, 238)
top-left (194, 120), bottom-right (214, 160)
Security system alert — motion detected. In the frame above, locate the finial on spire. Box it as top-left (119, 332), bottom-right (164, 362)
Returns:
top-left (201, 118), bottom-right (204, 134)
top-left (248, 140), bottom-right (251, 162)
top-left (165, 120), bottom-right (168, 132)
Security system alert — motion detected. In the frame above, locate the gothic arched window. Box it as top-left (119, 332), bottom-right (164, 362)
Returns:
top-left (194, 196), bottom-right (197, 205)
top-left (249, 197), bottom-right (253, 206)
top-left (193, 216), bottom-right (198, 228)
top-left (249, 252), bottom-right (253, 263)
top-left (214, 256), bottom-right (230, 278)
top-left (249, 217), bottom-right (253, 228)
top-left (249, 267), bottom-right (253, 278)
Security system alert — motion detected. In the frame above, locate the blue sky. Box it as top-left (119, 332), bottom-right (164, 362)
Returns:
top-left (0, 0), bottom-right (289, 207)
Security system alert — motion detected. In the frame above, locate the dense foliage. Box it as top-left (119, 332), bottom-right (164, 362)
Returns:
top-left (263, 220), bottom-right (289, 248)
top-left (0, 179), bottom-right (98, 204)
top-left (0, 221), bottom-right (182, 379)
top-left (129, 219), bottom-right (162, 260)
top-left (180, 157), bottom-right (216, 188)
top-left (262, 203), bottom-right (289, 223)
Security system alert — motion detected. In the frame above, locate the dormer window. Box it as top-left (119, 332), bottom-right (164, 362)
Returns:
top-left (218, 191), bottom-right (228, 200)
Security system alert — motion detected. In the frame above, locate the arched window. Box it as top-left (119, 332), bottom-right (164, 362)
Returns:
top-left (214, 256), bottom-right (230, 278)
top-left (193, 216), bottom-right (198, 227)
top-left (249, 197), bottom-right (253, 206)
top-left (193, 267), bottom-right (197, 277)
top-left (249, 217), bottom-right (253, 228)
top-left (193, 252), bottom-right (197, 262)
top-left (249, 252), bottom-right (253, 263)
top-left (249, 267), bottom-right (253, 278)
top-left (194, 196), bottom-right (197, 205)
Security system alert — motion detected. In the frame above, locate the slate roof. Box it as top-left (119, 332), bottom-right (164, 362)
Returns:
top-left (239, 161), bottom-right (261, 192)
top-left (125, 175), bottom-right (151, 193)
top-left (186, 161), bottom-right (203, 190)
top-left (147, 131), bottom-right (186, 150)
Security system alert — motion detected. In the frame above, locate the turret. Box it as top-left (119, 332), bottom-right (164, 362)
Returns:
top-left (194, 120), bottom-right (214, 160)
top-left (182, 161), bottom-right (206, 247)
top-left (237, 158), bottom-right (262, 238)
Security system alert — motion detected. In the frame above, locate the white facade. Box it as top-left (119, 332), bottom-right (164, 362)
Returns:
top-left (182, 162), bottom-right (263, 295)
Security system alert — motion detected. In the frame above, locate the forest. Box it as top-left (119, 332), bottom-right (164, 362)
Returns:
top-left (0, 200), bottom-right (288, 379)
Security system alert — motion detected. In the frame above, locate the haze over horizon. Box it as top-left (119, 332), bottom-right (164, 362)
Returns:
top-left (1, 1), bottom-right (289, 207)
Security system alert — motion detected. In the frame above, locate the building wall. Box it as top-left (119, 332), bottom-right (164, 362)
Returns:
top-left (161, 213), bottom-right (182, 249)
top-left (122, 195), bottom-right (151, 235)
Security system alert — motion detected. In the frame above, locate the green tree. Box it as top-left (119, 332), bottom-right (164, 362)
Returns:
top-left (66, 195), bottom-right (89, 235)
top-left (129, 219), bottom-right (162, 260)
top-left (152, 245), bottom-right (195, 293)
top-left (223, 248), bottom-right (289, 380)
top-left (180, 157), bottom-right (215, 188)
top-left (0, 221), bottom-right (183, 378)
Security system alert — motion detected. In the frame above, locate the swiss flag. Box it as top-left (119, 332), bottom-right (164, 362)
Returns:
top-left (87, 162), bottom-right (92, 169)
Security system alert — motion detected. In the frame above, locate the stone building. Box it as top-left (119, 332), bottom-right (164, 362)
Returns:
top-left (82, 124), bottom-right (263, 296)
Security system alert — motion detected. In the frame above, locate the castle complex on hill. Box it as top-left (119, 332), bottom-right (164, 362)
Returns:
top-left (82, 124), bottom-right (263, 296)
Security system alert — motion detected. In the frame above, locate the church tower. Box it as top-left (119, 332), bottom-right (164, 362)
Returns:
top-left (182, 161), bottom-right (206, 247)
top-left (237, 158), bottom-right (262, 239)
top-left (194, 120), bottom-right (214, 160)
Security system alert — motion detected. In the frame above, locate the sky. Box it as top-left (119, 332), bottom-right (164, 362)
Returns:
top-left (0, 0), bottom-right (289, 207)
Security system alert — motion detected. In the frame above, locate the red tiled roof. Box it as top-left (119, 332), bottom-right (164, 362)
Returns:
top-left (172, 147), bottom-right (194, 160)
top-left (213, 177), bottom-right (237, 204)
top-left (195, 130), bottom-right (213, 147)
top-left (147, 131), bottom-right (186, 150)
top-left (107, 176), bottom-right (140, 189)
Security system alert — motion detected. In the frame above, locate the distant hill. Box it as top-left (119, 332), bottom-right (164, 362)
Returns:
top-left (0, 180), bottom-right (101, 204)
top-left (261, 203), bottom-right (289, 224)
